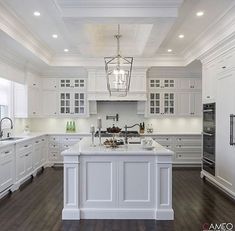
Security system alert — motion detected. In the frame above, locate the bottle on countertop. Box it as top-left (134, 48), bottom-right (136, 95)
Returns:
top-left (139, 122), bottom-right (145, 134)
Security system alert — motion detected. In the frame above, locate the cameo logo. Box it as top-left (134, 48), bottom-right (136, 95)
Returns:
top-left (202, 223), bottom-right (233, 231)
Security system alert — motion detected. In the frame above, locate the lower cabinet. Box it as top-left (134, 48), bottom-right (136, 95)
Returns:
top-left (16, 141), bottom-right (34, 182)
top-left (151, 135), bottom-right (202, 165)
top-left (0, 145), bottom-right (15, 193)
top-left (48, 135), bottom-right (83, 164)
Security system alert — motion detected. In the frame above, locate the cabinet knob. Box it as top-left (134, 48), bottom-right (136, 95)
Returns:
top-left (222, 66), bottom-right (226, 69)
top-left (207, 96), bottom-right (210, 98)
top-left (4, 151), bottom-right (10, 154)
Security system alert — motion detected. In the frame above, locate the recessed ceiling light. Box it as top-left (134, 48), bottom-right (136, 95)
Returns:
top-left (167, 49), bottom-right (172, 52)
top-left (178, 34), bottom-right (184, 39)
top-left (52, 34), bottom-right (58, 39)
top-left (33, 11), bottom-right (40, 16)
top-left (196, 11), bottom-right (204, 17)
top-left (64, 49), bottom-right (69, 52)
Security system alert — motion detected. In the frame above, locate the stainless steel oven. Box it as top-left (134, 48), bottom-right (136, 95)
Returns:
top-left (202, 103), bottom-right (215, 176)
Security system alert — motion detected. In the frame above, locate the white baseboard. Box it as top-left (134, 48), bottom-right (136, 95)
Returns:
top-left (201, 171), bottom-right (235, 199)
top-left (156, 209), bottom-right (174, 220)
top-left (62, 208), bottom-right (80, 220)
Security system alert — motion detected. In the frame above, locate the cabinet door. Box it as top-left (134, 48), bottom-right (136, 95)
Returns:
top-left (0, 148), bottom-right (14, 192)
top-left (202, 64), bottom-right (217, 103)
top-left (149, 79), bottom-right (161, 89)
top-left (33, 141), bottom-right (42, 169)
top-left (191, 93), bottom-right (202, 116)
top-left (177, 93), bottom-right (191, 116)
top-left (163, 79), bottom-right (176, 89)
top-left (42, 90), bottom-right (58, 116)
top-left (59, 79), bottom-right (72, 89)
top-left (216, 72), bottom-right (235, 191)
top-left (163, 93), bottom-right (175, 115)
top-left (25, 150), bottom-right (33, 175)
top-left (59, 92), bottom-right (71, 114)
top-left (42, 78), bottom-right (58, 90)
top-left (41, 137), bottom-right (47, 164)
top-left (74, 92), bottom-right (86, 114)
top-left (28, 87), bottom-right (42, 117)
top-left (16, 152), bottom-right (26, 181)
top-left (149, 93), bottom-right (161, 115)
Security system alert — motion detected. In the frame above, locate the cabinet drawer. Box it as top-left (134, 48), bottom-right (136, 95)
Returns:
top-left (175, 136), bottom-right (201, 144)
top-left (152, 136), bottom-right (172, 143)
top-left (161, 144), bottom-right (173, 151)
top-left (49, 136), bottom-right (60, 142)
top-left (60, 136), bottom-right (81, 143)
top-left (175, 152), bottom-right (201, 160)
top-left (16, 141), bottom-right (33, 152)
top-left (175, 144), bottom-right (201, 152)
top-left (0, 146), bottom-right (14, 158)
top-left (48, 151), bottom-right (59, 160)
top-left (49, 143), bottom-right (60, 149)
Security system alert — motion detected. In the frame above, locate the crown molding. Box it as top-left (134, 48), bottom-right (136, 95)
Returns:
top-left (0, 2), bottom-right (53, 65)
top-left (182, 2), bottom-right (235, 65)
top-left (55, 0), bottom-right (183, 8)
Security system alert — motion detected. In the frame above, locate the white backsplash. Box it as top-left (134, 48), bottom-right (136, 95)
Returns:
top-left (14, 102), bottom-right (202, 134)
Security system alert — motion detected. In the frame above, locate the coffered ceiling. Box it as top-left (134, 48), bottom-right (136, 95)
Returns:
top-left (0, 0), bottom-right (234, 71)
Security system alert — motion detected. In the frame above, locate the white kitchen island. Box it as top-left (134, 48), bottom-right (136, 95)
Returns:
top-left (61, 137), bottom-right (174, 220)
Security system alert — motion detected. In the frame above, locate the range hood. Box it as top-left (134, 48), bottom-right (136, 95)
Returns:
top-left (87, 68), bottom-right (147, 101)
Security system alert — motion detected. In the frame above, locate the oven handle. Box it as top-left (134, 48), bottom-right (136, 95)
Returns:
top-left (203, 109), bottom-right (214, 112)
top-left (230, 114), bottom-right (235, 146)
top-left (202, 158), bottom-right (214, 166)
top-left (203, 132), bottom-right (214, 137)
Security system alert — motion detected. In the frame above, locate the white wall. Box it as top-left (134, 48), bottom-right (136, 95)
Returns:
top-left (14, 102), bottom-right (202, 134)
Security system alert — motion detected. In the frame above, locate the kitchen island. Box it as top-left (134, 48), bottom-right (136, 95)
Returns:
top-left (61, 137), bottom-right (174, 220)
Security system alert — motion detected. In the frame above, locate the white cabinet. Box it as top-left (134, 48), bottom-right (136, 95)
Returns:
top-left (147, 77), bottom-right (202, 117)
top-left (59, 92), bottom-right (86, 115)
top-left (149, 93), bottom-right (175, 115)
top-left (16, 141), bottom-right (33, 182)
top-left (177, 92), bottom-right (202, 116)
top-left (151, 135), bottom-right (202, 165)
top-left (59, 78), bottom-right (86, 89)
top-left (33, 139), bottom-right (42, 169)
top-left (0, 145), bottom-right (14, 193)
top-left (14, 83), bottom-right (42, 118)
top-left (149, 78), bottom-right (176, 89)
top-left (202, 63), bottom-right (217, 103)
top-left (42, 91), bottom-right (58, 116)
top-left (42, 78), bottom-right (58, 90)
top-left (48, 135), bottom-right (83, 164)
top-left (179, 78), bottom-right (202, 90)
top-left (216, 71), bottom-right (235, 192)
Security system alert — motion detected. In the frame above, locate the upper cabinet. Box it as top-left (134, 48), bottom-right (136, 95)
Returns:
top-left (14, 76), bottom-right (88, 118)
top-left (59, 78), bottom-right (86, 89)
top-left (149, 78), bottom-right (176, 89)
top-left (147, 75), bottom-right (202, 117)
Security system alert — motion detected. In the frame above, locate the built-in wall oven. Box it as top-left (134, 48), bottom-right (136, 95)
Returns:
top-left (202, 103), bottom-right (216, 176)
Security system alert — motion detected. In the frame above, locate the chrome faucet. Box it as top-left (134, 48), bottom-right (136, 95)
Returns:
top-left (124, 123), bottom-right (141, 144)
top-left (0, 117), bottom-right (13, 139)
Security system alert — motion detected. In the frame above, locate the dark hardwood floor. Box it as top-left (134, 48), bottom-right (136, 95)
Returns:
top-left (0, 167), bottom-right (234, 231)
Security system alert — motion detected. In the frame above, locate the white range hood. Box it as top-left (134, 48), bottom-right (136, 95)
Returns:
top-left (87, 68), bottom-right (147, 101)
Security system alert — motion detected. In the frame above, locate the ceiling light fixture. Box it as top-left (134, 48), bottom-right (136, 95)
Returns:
top-left (64, 49), bottom-right (69, 52)
top-left (196, 11), bottom-right (204, 17)
top-left (178, 34), bottom-right (184, 39)
top-left (104, 25), bottom-right (133, 97)
top-left (33, 11), bottom-right (40, 16)
top-left (52, 34), bottom-right (58, 39)
top-left (167, 49), bottom-right (172, 52)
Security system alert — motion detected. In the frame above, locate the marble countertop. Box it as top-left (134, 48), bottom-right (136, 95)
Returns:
top-left (62, 137), bottom-right (174, 156)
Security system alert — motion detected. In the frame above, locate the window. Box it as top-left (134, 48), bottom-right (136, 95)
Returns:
top-left (0, 77), bottom-right (12, 119)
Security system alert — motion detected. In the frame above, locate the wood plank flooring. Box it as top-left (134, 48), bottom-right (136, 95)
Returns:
top-left (0, 167), bottom-right (234, 231)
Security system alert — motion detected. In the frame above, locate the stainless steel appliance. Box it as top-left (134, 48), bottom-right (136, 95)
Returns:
top-left (202, 103), bottom-right (216, 175)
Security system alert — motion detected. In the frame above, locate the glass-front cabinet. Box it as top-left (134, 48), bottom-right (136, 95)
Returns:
top-left (60, 92), bottom-right (86, 115)
top-left (60, 78), bottom-right (85, 89)
top-left (149, 78), bottom-right (176, 89)
top-left (149, 92), bottom-right (175, 115)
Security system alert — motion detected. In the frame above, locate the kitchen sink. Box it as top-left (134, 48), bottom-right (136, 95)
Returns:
top-left (0, 137), bottom-right (24, 141)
